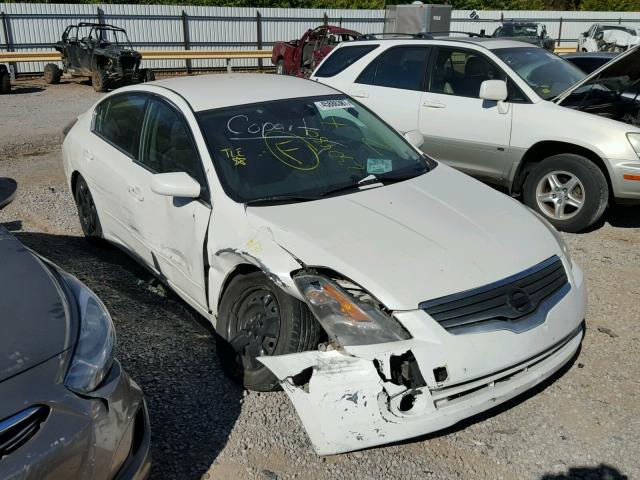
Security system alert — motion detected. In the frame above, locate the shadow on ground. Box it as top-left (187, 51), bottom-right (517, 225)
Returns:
top-left (7, 85), bottom-right (45, 95)
top-left (9, 228), bottom-right (242, 480)
top-left (541, 464), bottom-right (628, 479)
top-left (606, 205), bottom-right (640, 229)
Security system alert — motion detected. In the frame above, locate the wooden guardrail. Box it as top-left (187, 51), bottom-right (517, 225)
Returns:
top-left (554, 46), bottom-right (577, 54)
top-left (0, 49), bottom-right (273, 72)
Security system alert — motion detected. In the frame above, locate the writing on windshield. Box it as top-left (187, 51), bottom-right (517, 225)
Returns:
top-left (197, 95), bottom-right (427, 202)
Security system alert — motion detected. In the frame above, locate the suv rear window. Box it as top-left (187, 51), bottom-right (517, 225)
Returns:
top-left (314, 45), bottom-right (378, 78)
top-left (355, 46), bottom-right (430, 91)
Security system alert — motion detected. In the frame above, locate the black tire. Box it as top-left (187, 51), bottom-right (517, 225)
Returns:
top-left (43, 63), bottom-right (61, 84)
top-left (92, 68), bottom-right (109, 92)
top-left (0, 72), bottom-right (10, 94)
top-left (74, 175), bottom-right (103, 243)
top-left (143, 69), bottom-right (155, 82)
top-left (523, 153), bottom-right (608, 233)
top-left (216, 271), bottom-right (321, 391)
top-left (276, 59), bottom-right (285, 75)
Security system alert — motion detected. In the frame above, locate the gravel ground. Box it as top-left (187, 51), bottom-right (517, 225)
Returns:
top-left (1, 79), bottom-right (639, 480)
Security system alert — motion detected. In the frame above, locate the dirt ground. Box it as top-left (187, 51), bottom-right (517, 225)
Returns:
top-left (1, 78), bottom-right (639, 480)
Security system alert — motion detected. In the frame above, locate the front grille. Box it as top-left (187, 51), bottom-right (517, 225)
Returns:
top-left (420, 256), bottom-right (568, 333)
top-left (0, 406), bottom-right (49, 459)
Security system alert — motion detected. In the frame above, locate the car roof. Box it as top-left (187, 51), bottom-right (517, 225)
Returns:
top-left (150, 73), bottom-right (339, 112)
top-left (353, 37), bottom-right (534, 51)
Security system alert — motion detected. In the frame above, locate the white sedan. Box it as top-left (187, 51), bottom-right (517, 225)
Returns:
top-left (63, 74), bottom-right (587, 455)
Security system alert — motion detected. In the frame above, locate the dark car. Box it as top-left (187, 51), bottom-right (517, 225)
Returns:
top-left (44, 23), bottom-right (154, 92)
top-left (492, 21), bottom-right (555, 51)
top-left (0, 178), bottom-right (150, 479)
top-left (0, 65), bottom-right (10, 94)
top-left (562, 51), bottom-right (617, 74)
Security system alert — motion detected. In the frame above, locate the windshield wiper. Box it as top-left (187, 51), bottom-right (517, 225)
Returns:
top-left (319, 172), bottom-right (421, 198)
top-left (244, 194), bottom-right (320, 206)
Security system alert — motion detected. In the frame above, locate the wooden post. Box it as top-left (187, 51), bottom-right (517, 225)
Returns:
top-left (182, 11), bottom-right (192, 74)
top-left (256, 10), bottom-right (263, 70)
top-left (323, 12), bottom-right (328, 26)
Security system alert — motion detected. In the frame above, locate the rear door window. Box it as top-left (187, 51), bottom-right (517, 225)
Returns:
top-left (314, 44), bottom-right (378, 77)
top-left (93, 93), bottom-right (147, 158)
top-left (355, 46), bottom-right (430, 91)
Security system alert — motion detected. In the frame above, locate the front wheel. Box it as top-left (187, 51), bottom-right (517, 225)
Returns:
top-left (523, 154), bottom-right (608, 232)
top-left (92, 68), bottom-right (109, 92)
top-left (216, 271), bottom-right (321, 391)
top-left (43, 63), bottom-right (61, 84)
top-left (0, 72), bottom-right (10, 94)
top-left (74, 175), bottom-right (103, 242)
top-left (139, 68), bottom-right (155, 82)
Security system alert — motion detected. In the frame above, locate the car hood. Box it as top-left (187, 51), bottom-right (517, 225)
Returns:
top-left (246, 165), bottom-right (562, 310)
top-left (0, 227), bottom-right (72, 383)
top-left (556, 44), bottom-right (640, 104)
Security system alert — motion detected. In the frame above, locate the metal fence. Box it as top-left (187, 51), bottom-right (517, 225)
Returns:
top-left (2, 3), bottom-right (640, 75)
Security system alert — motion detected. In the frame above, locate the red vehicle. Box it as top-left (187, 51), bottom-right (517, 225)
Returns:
top-left (271, 25), bottom-right (359, 77)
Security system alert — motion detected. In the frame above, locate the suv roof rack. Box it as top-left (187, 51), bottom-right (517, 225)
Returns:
top-left (428, 31), bottom-right (490, 38)
top-left (355, 32), bottom-right (434, 41)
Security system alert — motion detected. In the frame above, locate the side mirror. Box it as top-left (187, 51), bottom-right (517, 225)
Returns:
top-left (404, 130), bottom-right (424, 149)
top-left (151, 172), bottom-right (201, 198)
top-left (479, 79), bottom-right (508, 102)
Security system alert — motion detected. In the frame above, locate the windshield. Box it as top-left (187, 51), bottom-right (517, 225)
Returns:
top-left (197, 95), bottom-right (430, 203)
top-left (494, 47), bottom-right (585, 100)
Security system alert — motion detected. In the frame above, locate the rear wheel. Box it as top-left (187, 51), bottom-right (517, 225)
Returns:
top-left (43, 63), bottom-right (61, 84)
top-left (0, 72), bottom-right (10, 94)
top-left (74, 175), bottom-right (103, 243)
top-left (216, 271), bottom-right (321, 391)
top-left (276, 59), bottom-right (285, 75)
top-left (523, 154), bottom-right (608, 232)
top-left (92, 68), bottom-right (109, 92)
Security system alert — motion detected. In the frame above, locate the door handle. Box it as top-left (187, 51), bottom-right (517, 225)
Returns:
top-left (422, 100), bottom-right (446, 109)
top-left (84, 149), bottom-right (95, 161)
top-left (350, 90), bottom-right (369, 99)
top-left (128, 186), bottom-right (144, 202)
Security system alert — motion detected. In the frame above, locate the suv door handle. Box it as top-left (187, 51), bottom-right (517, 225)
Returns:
top-left (422, 100), bottom-right (446, 108)
top-left (128, 186), bottom-right (144, 202)
top-left (350, 89), bottom-right (369, 99)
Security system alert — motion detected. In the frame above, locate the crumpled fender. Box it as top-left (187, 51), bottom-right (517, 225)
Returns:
top-left (208, 221), bottom-right (305, 318)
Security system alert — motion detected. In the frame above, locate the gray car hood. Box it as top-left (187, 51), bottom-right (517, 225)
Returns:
top-left (0, 227), bottom-right (72, 382)
top-left (246, 165), bottom-right (562, 310)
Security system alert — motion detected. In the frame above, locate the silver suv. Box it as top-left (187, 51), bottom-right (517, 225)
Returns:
top-left (312, 37), bottom-right (640, 232)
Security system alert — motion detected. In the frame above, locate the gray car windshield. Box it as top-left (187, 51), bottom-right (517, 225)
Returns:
top-left (495, 47), bottom-right (585, 100)
top-left (197, 95), bottom-right (430, 203)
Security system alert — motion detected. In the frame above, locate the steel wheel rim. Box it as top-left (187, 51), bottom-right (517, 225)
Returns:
top-left (229, 288), bottom-right (281, 371)
top-left (77, 184), bottom-right (97, 235)
top-left (535, 170), bottom-right (585, 221)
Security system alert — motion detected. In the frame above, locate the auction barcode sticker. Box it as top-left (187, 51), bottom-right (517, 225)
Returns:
top-left (314, 99), bottom-right (355, 111)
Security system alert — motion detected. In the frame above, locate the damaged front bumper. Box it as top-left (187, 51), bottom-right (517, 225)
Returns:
top-left (261, 325), bottom-right (583, 455)
top-left (260, 262), bottom-right (586, 455)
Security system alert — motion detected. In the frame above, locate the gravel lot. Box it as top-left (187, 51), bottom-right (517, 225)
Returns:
top-left (1, 78), bottom-right (639, 480)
